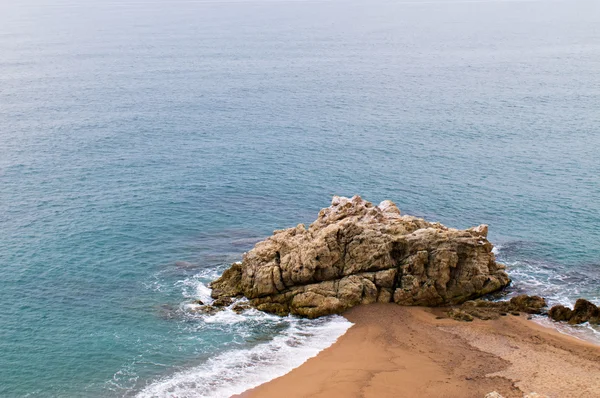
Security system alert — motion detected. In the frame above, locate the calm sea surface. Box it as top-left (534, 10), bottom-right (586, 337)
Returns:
top-left (1, 0), bottom-right (599, 396)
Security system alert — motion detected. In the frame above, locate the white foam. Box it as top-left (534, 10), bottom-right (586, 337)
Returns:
top-left (499, 254), bottom-right (600, 346)
top-left (531, 315), bottom-right (600, 345)
top-left (135, 315), bottom-right (352, 398)
top-left (194, 283), bottom-right (214, 304)
top-left (201, 309), bottom-right (249, 325)
top-left (176, 276), bottom-right (216, 304)
top-left (201, 303), bottom-right (277, 325)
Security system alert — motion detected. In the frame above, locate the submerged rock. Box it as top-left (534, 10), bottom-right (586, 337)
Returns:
top-left (187, 304), bottom-right (225, 316)
top-left (212, 297), bottom-right (233, 307)
top-left (231, 302), bottom-right (252, 314)
top-left (210, 196), bottom-right (510, 318)
top-left (174, 261), bottom-right (197, 269)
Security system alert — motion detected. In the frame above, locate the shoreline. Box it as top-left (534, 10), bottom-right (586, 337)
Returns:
top-left (237, 304), bottom-right (600, 398)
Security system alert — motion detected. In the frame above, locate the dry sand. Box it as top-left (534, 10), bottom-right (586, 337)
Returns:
top-left (239, 304), bottom-right (600, 398)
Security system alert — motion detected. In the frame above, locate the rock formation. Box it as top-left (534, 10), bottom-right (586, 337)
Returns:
top-left (548, 299), bottom-right (600, 325)
top-left (210, 195), bottom-right (510, 318)
top-left (448, 294), bottom-right (546, 321)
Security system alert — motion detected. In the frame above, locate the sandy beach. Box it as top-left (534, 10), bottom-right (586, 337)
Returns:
top-left (239, 304), bottom-right (600, 398)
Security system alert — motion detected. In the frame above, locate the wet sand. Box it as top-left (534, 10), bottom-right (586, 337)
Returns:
top-left (239, 304), bottom-right (600, 398)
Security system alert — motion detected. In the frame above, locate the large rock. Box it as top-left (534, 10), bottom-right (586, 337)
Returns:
top-left (210, 195), bottom-right (511, 318)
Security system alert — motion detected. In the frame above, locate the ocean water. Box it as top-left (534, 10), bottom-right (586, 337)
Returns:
top-left (1, 0), bottom-right (599, 396)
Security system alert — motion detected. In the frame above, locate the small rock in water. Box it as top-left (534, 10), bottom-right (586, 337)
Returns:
top-left (569, 299), bottom-right (600, 324)
top-left (188, 305), bottom-right (225, 315)
top-left (212, 297), bottom-right (233, 307)
top-left (548, 299), bottom-right (600, 325)
top-left (548, 305), bottom-right (572, 322)
top-left (157, 304), bottom-right (180, 320)
top-left (232, 302), bottom-right (252, 314)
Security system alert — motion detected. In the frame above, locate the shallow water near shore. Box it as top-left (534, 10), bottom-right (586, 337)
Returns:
top-left (1, 0), bottom-right (599, 396)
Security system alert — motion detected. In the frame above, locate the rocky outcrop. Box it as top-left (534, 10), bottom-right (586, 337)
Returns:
top-left (549, 299), bottom-right (600, 325)
top-left (210, 195), bottom-right (511, 318)
top-left (548, 305), bottom-right (572, 322)
top-left (449, 296), bottom-right (600, 326)
top-left (448, 295), bottom-right (546, 321)
top-left (186, 298), bottom-right (252, 316)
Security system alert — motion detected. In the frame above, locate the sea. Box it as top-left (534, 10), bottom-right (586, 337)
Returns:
top-left (1, 0), bottom-right (599, 396)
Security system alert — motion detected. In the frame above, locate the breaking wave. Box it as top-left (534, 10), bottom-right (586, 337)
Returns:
top-left (495, 243), bottom-right (600, 344)
top-left (134, 276), bottom-right (352, 398)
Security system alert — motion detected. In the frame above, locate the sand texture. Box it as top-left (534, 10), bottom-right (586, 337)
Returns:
top-left (240, 304), bottom-right (600, 398)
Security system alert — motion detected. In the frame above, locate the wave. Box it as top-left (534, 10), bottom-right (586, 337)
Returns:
top-left (134, 275), bottom-right (352, 398)
top-left (135, 314), bottom-right (352, 398)
top-left (494, 243), bottom-right (600, 345)
top-left (532, 315), bottom-right (600, 344)
top-left (134, 244), bottom-right (597, 398)
top-left (495, 245), bottom-right (600, 307)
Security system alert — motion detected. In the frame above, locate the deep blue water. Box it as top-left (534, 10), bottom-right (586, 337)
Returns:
top-left (1, 0), bottom-right (599, 396)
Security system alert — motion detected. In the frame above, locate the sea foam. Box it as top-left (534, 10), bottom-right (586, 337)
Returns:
top-left (136, 275), bottom-right (352, 398)
top-left (495, 245), bottom-right (600, 345)
top-left (135, 314), bottom-right (352, 398)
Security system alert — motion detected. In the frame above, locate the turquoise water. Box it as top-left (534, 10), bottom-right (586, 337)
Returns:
top-left (1, 0), bottom-right (599, 396)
